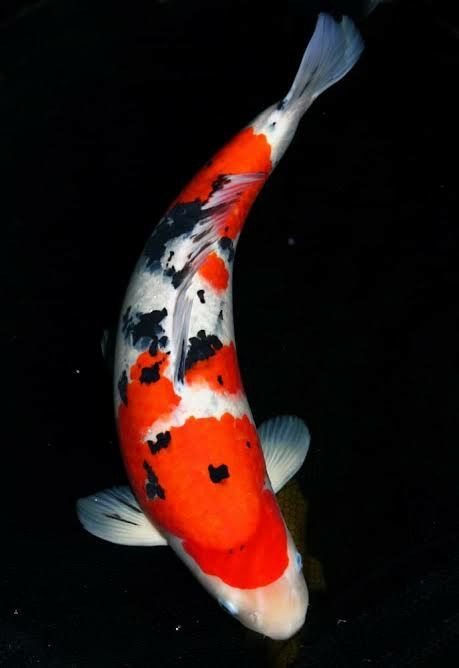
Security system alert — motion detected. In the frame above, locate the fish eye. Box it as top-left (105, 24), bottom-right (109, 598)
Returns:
top-left (295, 551), bottom-right (303, 572)
top-left (218, 599), bottom-right (238, 616)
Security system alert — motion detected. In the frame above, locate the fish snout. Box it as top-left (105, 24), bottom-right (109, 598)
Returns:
top-left (256, 567), bottom-right (308, 640)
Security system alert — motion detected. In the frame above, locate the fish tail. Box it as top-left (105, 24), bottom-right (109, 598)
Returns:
top-left (281, 13), bottom-right (364, 117)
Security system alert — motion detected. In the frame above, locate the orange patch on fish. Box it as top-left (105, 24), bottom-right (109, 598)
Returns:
top-left (129, 351), bottom-right (167, 382)
top-left (172, 128), bottom-right (272, 239)
top-left (198, 252), bottom-right (229, 291)
top-left (118, 351), bottom-right (180, 497)
top-left (185, 342), bottom-right (243, 394)
top-left (139, 413), bottom-right (266, 550)
top-left (184, 489), bottom-right (289, 588)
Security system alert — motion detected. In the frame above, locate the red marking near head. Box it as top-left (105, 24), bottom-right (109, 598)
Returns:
top-left (198, 252), bottom-right (229, 291)
top-left (173, 127), bottom-right (272, 239)
top-left (185, 342), bottom-right (242, 394)
top-left (184, 488), bottom-right (289, 588)
top-left (134, 414), bottom-right (265, 548)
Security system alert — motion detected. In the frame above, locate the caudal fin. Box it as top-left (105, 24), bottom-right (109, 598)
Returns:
top-left (282, 13), bottom-right (364, 114)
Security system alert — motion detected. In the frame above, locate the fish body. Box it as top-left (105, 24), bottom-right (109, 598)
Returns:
top-left (78, 14), bottom-right (363, 640)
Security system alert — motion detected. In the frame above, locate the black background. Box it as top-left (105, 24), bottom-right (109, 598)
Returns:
top-left (3, 1), bottom-right (459, 666)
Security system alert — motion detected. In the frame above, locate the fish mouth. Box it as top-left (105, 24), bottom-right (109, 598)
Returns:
top-left (240, 566), bottom-right (309, 640)
top-left (217, 532), bottom-right (309, 640)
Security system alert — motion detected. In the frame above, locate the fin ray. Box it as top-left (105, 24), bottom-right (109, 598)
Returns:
top-left (76, 485), bottom-right (167, 546)
top-left (283, 13), bottom-right (364, 111)
top-left (258, 416), bottom-right (310, 493)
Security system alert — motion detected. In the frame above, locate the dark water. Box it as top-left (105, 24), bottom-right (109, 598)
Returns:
top-left (3, 1), bottom-right (459, 666)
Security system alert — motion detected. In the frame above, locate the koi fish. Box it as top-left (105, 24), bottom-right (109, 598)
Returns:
top-left (77, 13), bottom-right (363, 640)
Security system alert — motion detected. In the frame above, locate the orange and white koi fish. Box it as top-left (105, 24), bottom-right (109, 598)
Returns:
top-left (77, 13), bottom-right (363, 640)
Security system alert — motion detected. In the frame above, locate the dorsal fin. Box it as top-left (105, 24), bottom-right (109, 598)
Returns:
top-left (171, 172), bottom-right (265, 386)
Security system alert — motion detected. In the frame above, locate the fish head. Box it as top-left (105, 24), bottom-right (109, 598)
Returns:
top-left (217, 529), bottom-right (308, 640)
top-left (169, 521), bottom-right (308, 640)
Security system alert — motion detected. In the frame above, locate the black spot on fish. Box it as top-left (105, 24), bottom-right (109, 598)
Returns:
top-left (159, 335), bottom-right (168, 348)
top-left (148, 336), bottom-right (159, 357)
top-left (143, 200), bottom-right (203, 271)
top-left (218, 310), bottom-right (223, 321)
top-left (118, 370), bottom-right (128, 406)
top-left (165, 263), bottom-right (191, 289)
top-left (208, 464), bottom-right (230, 483)
top-left (217, 375), bottom-right (223, 385)
top-left (277, 99), bottom-right (286, 111)
top-left (218, 236), bottom-right (235, 262)
top-left (246, 441), bottom-right (251, 448)
top-left (124, 308), bottom-right (167, 346)
top-left (167, 250), bottom-right (174, 264)
top-left (185, 330), bottom-right (223, 371)
top-left (140, 362), bottom-right (161, 384)
top-left (147, 431), bottom-right (171, 454)
top-left (211, 174), bottom-right (231, 192)
top-left (197, 289), bottom-right (205, 304)
top-left (144, 461), bottom-right (165, 500)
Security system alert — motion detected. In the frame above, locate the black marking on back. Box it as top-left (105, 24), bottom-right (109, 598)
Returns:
top-left (148, 336), bottom-right (159, 357)
top-left (185, 330), bottom-right (223, 371)
top-left (197, 289), bottom-right (205, 304)
top-left (118, 371), bottom-right (128, 406)
top-left (147, 431), bottom-right (171, 454)
top-left (218, 236), bottom-right (235, 262)
top-left (140, 362), bottom-right (161, 384)
top-left (165, 263), bottom-right (192, 289)
top-left (208, 464), bottom-right (230, 483)
top-left (246, 441), bottom-right (251, 448)
top-left (144, 461), bottom-right (166, 500)
top-left (148, 334), bottom-right (169, 357)
top-left (211, 174), bottom-right (231, 192)
top-left (217, 375), bottom-right (223, 386)
top-left (123, 308), bottom-right (167, 346)
top-left (143, 200), bottom-right (203, 271)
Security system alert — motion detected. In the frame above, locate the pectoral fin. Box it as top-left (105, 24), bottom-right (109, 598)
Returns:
top-left (258, 416), bottom-right (310, 494)
top-left (76, 485), bottom-right (167, 547)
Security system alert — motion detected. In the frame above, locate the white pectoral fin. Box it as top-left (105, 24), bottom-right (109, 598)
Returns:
top-left (258, 416), bottom-right (311, 494)
top-left (76, 485), bottom-right (167, 547)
